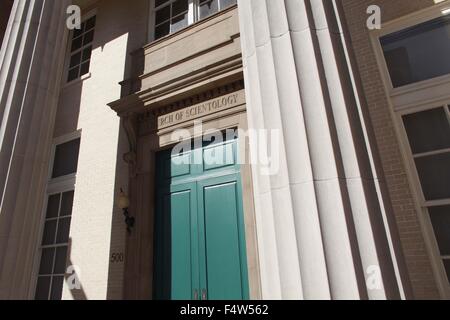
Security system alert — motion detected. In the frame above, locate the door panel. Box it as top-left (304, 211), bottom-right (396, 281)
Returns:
top-left (198, 175), bottom-right (249, 300)
top-left (154, 136), bottom-right (249, 300)
top-left (154, 183), bottom-right (199, 300)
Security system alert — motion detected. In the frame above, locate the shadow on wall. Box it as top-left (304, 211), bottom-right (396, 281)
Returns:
top-left (65, 238), bottom-right (87, 300)
top-left (0, 0), bottom-right (14, 47)
top-left (53, 0), bottom-right (148, 300)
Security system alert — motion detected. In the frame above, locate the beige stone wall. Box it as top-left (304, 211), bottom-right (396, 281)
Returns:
top-left (341, 0), bottom-right (443, 299)
top-left (53, 0), bottom-right (149, 300)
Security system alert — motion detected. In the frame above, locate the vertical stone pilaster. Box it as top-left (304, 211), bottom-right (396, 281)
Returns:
top-left (238, 0), bottom-right (411, 300)
top-left (0, 0), bottom-right (71, 299)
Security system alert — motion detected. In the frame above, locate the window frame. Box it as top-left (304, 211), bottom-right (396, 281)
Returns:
top-left (148, 0), bottom-right (236, 42)
top-left (63, 9), bottom-right (97, 85)
top-left (371, 1), bottom-right (450, 299)
top-left (30, 131), bottom-right (81, 300)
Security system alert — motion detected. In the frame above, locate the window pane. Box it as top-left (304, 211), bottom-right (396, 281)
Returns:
top-left (69, 52), bottom-right (81, 68)
top-left (54, 246), bottom-right (68, 275)
top-left (155, 22), bottom-right (170, 40)
top-left (56, 217), bottom-right (72, 244)
top-left (85, 16), bottom-right (96, 31)
top-left (82, 46), bottom-right (92, 62)
top-left (444, 260), bottom-right (450, 284)
top-left (42, 220), bottom-right (57, 246)
top-left (39, 248), bottom-right (55, 275)
top-left (415, 153), bottom-right (450, 201)
top-left (80, 61), bottom-right (90, 76)
top-left (46, 194), bottom-right (61, 219)
top-left (67, 67), bottom-right (79, 82)
top-left (73, 22), bottom-right (84, 39)
top-left (83, 30), bottom-right (94, 46)
top-left (52, 138), bottom-right (80, 178)
top-left (155, 5), bottom-right (170, 25)
top-left (171, 13), bottom-right (188, 33)
top-left (50, 276), bottom-right (64, 300)
top-left (429, 206), bottom-right (450, 256)
top-left (60, 191), bottom-right (74, 217)
top-left (35, 276), bottom-right (51, 300)
top-left (199, 0), bottom-right (219, 19)
top-left (71, 36), bottom-right (83, 52)
top-left (220, 0), bottom-right (236, 9)
top-left (381, 15), bottom-right (450, 87)
top-left (172, 0), bottom-right (188, 16)
top-left (403, 108), bottom-right (450, 154)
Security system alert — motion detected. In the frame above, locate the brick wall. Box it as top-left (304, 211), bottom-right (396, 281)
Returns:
top-left (341, 0), bottom-right (442, 299)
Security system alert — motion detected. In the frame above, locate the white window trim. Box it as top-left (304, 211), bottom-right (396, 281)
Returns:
top-left (29, 131), bottom-right (82, 299)
top-left (370, 1), bottom-right (450, 299)
top-left (63, 9), bottom-right (97, 85)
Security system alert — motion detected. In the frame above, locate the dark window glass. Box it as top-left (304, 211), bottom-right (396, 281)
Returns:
top-left (54, 247), bottom-right (68, 274)
top-left (429, 206), bottom-right (450, 256)
top-left (71, 37), bottom-right (83, 52)
top-left (56, 217), bottom-right (72, 244)
top-left (172, 0), bottom-right (188, 16)
top-left (156, 5), bottom-right (170, 25)
top-left (155, 22), bottom-right (170, 39)
top-left (415, 153), bottom-right (450, 201)
top-left (381, 15), bottom-right (450, 87)
top-left (46, 194), bottom-right (60, 219)
top-left (51, 138), bottom-right (80, 179)
top-left (42, 220), bottom-right (57, 246)
top-left (82, 46), bottom-right (92, 62)
top-left (67, 67), bottom-right (79, 82)
top-left (403, 107), bottom-right (450, 154)
top-left (69, 52), bottom-right (81, 68)
top-left (39, 248), bottom-right (55, 275)
top-left (60, 191), bottom-right (74, 217)
top-left (50, 276), bottom-right (64, 300)
top-left (80, 61), bottom-right (91, 76)
top-left (35, 277), bottom-right (51, 300)
top-left (85, 16), bottom-right (96, 31)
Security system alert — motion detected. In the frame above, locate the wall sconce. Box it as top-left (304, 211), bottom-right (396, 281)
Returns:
top-left (117, 188), bottom-right (135, 234)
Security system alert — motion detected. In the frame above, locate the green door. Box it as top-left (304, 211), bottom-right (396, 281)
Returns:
top-left (154, 136), bottom-right (249, 300)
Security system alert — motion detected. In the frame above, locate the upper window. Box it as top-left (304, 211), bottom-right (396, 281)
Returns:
top-left (51, 138), bottom-right (81, 179)
top-left (67, 15), bottom-right (96, 83)
top-left (152, 0), bottom-right (236, 41)
top-left (380, 15), bottom-right (450, 88)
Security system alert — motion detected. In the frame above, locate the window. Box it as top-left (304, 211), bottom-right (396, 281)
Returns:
top-left (67, 15), bottom-right (96, 82)
top-left (402, 105), bottom-right (450, 283)
top-left (152, 0), bottom-right (237, 41)
top-left (35, 191), bottom-right (74, 300)
top-left (35, 136), bottom-right (80, 300)
top-left (380, 15), bottom-right (450, 88)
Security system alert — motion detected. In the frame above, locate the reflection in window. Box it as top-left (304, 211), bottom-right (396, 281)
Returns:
top-left (153, 0), bottom-right (237, 41)
top-left (402, 105), bottom-right (450, 284)
top-left (381, 15), bottom-right (450, 87)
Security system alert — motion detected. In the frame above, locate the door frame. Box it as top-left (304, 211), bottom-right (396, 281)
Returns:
top-left (127, 98), bottom-right (262, 299)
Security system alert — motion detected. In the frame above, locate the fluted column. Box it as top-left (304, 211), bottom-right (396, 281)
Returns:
top-left (238, 0), bottom-right (411, 300)
top-left (0, 0), bottom-right (71, 299)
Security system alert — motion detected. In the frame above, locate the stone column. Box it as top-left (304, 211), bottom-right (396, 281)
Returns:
top-left (238, 0), bottom-right (412, 300)
top-left (0, 0), bottom-right (71, 299)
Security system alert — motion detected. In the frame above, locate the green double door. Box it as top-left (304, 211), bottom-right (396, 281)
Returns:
top-left (154, 135), bottom-right (249, 300)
